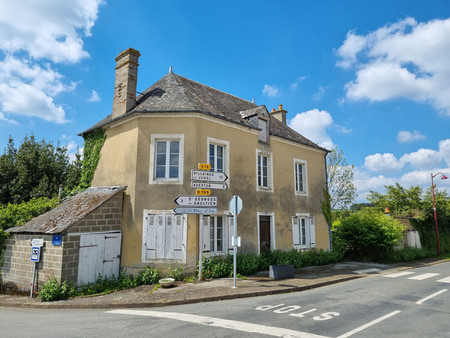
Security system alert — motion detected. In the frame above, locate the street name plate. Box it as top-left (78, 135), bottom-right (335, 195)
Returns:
top-left (173, 207), bottom-right (218, 215)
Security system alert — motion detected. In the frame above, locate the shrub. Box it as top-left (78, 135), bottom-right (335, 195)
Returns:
top-left (39, 278), bottom-right (75, 302)
top-left (379, 247), bottom-right (434, 263)
top-left (166, 264), bottom-right (184, 281)
top-left (136, 266), bottom-right (160, 285)
top-left (332, 208), bottom-right (406, 261)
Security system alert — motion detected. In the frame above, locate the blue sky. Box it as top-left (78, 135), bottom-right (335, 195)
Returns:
top-left (0, 0), bottom-right (449, 202)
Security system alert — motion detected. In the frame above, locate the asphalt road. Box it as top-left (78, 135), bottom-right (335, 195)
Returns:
top-left (1, 261), bottom-right (449, 337)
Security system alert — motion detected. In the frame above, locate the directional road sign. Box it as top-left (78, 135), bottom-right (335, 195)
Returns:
top-left (191, 170), bottom-right (228, 182)
top-left (191, 182), bottom-right (228, 190)
top-left (174, 196), bottom-right (217, 207)
top-left (173, 207), bottom-right (218, 215)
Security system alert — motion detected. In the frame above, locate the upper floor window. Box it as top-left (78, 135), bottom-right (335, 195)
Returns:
top-left (209, 144), bottom-right (224, 172)
top-left (257, 150), bottom-right (272, 191)
top-left (294, 159), bottom-right (307, 195)
top-left (207, 137), bottom-right (229, 176)
top-left (150, 134), bottom-right (184, 184)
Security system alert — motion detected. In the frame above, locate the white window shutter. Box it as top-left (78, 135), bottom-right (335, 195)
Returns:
top-left (228, 216), bottom-right (234, 250)
top-left (145, 214), bottom-right (156, 259)
top-left (292, 217), bottom-right (300, 247)
top-left (202, 216), bottom-right (210, 252)
top-left (309, 216), bottom-right (316, 248)
top-left (174, 215), bottom-right (183, 251)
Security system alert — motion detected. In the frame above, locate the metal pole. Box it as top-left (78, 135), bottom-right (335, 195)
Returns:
top-left (233, 200), bottom-right (237, 288)
top-left (431, 173), bottom-right (441, 256)
top-left (198, 215), bottom-right (203, 280)
top-left (30, 262), bottom-right (37, 298)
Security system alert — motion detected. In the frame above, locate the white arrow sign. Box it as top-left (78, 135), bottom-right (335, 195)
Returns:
top-left (191, 182), bottom-right (228, 190)
top-left (173, 207), bottom-right (218, 215)
top-left (191, 170), bottom-right (228, 182)
top-left (174, 196), bottom-right (217, 207)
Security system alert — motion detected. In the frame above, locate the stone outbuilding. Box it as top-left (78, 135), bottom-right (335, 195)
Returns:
top-left (1, 186), bottom-right (125, 292)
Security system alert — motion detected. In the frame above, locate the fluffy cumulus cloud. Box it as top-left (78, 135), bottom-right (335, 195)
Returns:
top-left (364, 153), bottom-right (404, 173)
top-left (288, 109), bottom-right (334, 149)
top-left (0, 0), bottom-right (103, 123)
top-left (262, 84), bottom-right (281, 97)
top-left (336, 17), bottom-right (450, 115)
top-left (397, 130), bottom-right (426, 143)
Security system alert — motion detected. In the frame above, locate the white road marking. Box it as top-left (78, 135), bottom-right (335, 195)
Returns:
top-left (437, 276), bottom-right (450, 283)
top-left (353, 268), bottom-right (381, 274)
top-left (383, 271), bottom-right (415, 278)
top-left (107, 309), bottom-right (330, 338)
top-left (416, 289), bottom-right (448, 305)
top-left (408, 273), bottom-right (440, 280)
top-left (337, 310), bottom-right (401, 338)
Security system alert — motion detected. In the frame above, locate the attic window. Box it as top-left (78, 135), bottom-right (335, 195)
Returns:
top-left (258, 118), bottom-right (268, 143)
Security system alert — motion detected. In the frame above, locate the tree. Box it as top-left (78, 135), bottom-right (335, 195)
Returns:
top-left (327, 146), bottom-right (357, 210)
top-left (0, 135), bottom-right (81, 204)
top-left (367, 183), bottom-right (423, 217)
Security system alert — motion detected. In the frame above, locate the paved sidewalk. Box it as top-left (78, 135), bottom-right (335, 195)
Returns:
top-left (0, 259), bottom-right (445, 309)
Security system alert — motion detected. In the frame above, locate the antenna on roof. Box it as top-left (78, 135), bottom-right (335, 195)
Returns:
top-left (169, 65), bottom-right (173, 73)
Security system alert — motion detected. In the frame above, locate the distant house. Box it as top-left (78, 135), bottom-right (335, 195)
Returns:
top-left (78, 48), bottom-right (330, 273)
top-left (2, 186), bottom-right (125, 291)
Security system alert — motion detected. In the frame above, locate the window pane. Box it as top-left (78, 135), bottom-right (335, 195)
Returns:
top-left (217, 217), bottom-right (223, 251)
top-left (216, 146), bottom-right (223, 172)
top-left (301, 218), bottom-right (306, 245)
top-left (209, 144), bottom-right (215, 171)
top-left (170, 141), bottom-right (179, 154)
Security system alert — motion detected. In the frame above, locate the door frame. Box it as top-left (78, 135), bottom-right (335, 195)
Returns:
top-left (257, 212), bottom-right (275, 255)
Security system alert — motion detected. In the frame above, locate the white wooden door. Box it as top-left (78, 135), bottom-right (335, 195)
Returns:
top-left (77, 232), bottom-right (122, 285)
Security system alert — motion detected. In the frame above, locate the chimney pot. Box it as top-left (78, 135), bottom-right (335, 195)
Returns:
top-left (278, 104), bottom-right (283, 111)
top-left (271, 104), bottom-right (287, 125)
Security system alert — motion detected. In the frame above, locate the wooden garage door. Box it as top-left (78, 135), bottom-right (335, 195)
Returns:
top-left (77, 232), bottom-right (122, 285)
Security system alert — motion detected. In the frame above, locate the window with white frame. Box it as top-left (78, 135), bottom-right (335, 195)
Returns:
top-left (207, 138), bottom-right (229, 175)
top-left (294, 159), bottom-right (307, 195)
top-left (202, 215), bottom-right (230, 255)
top-left (292, 215), bottom-right (316, 249)
top-left (257, 151), bottom-right (272, 190)
top-left (150, 134), bottom-right (184, 184)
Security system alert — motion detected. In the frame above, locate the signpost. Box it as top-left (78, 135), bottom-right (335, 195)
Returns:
top-left (229, 195), bottom-right (243, 288)
top-left (30, 239), bottom-right (44, 298)
top-left (175, 165), bottom-right (230, 281)
top-left (191, 170), bottom-right (228, 182)
top-left (173, 207), bottom-right (217, 215)
top-left (191, 182), bottom-right (228, 190)
top-left (174, 196), bottom-right (217, 207)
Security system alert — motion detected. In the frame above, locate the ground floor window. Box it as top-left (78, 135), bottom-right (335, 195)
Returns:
top-left (292, 215), bottom-right (315, 249)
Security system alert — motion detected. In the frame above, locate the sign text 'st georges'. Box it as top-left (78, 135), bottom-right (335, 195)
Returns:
top-left (174, 196), bottom-right (218, 207)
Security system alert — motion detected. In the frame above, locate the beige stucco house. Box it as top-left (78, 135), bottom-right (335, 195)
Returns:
top-left (80, 48), bottom-right (330, 272)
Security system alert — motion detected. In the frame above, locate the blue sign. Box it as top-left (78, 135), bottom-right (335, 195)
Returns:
top-left (52, 235), bottom-right (62, 246)
top-left (31, 247), bottom-right (41, 262)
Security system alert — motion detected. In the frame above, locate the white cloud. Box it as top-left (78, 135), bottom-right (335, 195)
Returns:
top-left (364, 153), bottom-right (404, 172)
top-left (0, 111), bottom-right (19, 125)
top-left (313, 86), bottom-right (326, 101)
top-left (0, 0), bottom-right (103, 124)
top-left (290, 76), bottom-right (306, 90)
top-left (397, 130), bottom-right (426, 143)
top-left (88, 89), bottom-right (100, 102)
top-left (400, 148), bottom-right (441, 170)
top-left (337, 17), bottom-right (450, 115)
top-left (288, 109), bottom-right (334, 149)
top-left (262, 84), bottom-right (281, 97)
top-left (439, 139), bottom-right (450, 166)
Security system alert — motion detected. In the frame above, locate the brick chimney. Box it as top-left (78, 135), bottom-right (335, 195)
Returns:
top-left (112, 48), bottom-right (141, 119)
top-left (271, 104), bottom-right (287, 125)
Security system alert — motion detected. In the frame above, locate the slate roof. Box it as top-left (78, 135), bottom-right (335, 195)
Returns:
top-left (80, 72), bottom-right (326, 151)
top-left (7, 186), bottom-right (126, 234)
